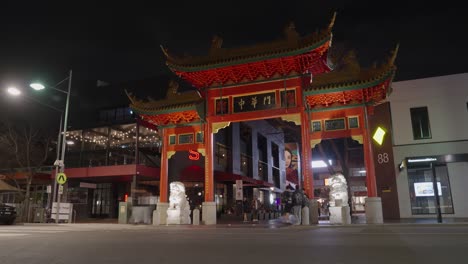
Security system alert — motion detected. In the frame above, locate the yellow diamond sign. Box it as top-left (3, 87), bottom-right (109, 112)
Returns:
top-left (56, 172), bottom-right (67, 185)
top-left (373, 126), bottom-right (386, 145)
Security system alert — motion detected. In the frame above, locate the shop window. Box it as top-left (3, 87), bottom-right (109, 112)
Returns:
top-left (348, 116), bottom-right (359, 129)
top-left (312, 120), bottom-right (322, 132)
top-left (407, 165), bottom-right (454, 215)
top-left (410, 107), bottom-right (431, 140)
top-left (178, 133), bottom-right (194, 144)
top-left (169, 135), bottom-right (176, 145)
top-left (196, 132), bottom-right (204, 143)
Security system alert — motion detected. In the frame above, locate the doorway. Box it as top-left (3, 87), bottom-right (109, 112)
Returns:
top-left (91, 183), bottom-right (112, 217)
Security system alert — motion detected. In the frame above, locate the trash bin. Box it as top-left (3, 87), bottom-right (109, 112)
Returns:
top-left (118, 202), bottom-right (132, 224)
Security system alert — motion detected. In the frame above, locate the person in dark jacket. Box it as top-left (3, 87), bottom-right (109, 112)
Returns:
top-left (242, 197), bottom-right (251, 222)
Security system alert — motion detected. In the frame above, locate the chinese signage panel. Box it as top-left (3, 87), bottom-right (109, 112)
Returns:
top-left (233, 92), bottom-right (276, 113)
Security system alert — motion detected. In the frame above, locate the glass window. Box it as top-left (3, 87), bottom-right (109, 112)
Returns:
top-left (410, 107), bottom-right (431, 140)
top-left (407, 165), bottom-right (454, 215)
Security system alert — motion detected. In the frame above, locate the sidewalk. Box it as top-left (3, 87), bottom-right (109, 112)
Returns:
top-left (17, 214), bottom-right (468, 228)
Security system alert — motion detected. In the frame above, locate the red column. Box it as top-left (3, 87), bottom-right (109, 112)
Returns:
top-left (300, 110), bottom-right (314, 198)
top-left (159, 128), bottom-right (168, 202)
top-left (204, 121), bottom-right (214, 202)
top-left (363, 106), bottom-right (377, 197)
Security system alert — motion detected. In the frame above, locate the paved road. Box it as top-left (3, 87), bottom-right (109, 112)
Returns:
top-left (1, 223), bottom-right (467, 264)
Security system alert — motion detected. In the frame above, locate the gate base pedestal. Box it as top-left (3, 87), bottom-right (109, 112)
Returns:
top-left (154, 202), bottom-right (169, 225)
top-left (329, 206), bottom-right (351, 225)
top-left (365, 197), bottom-right (384, 224)
top-left (202, 202), bottom-right (217, 225)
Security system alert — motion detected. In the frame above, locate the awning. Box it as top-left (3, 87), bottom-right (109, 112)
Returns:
top-left (179, 166), bottom-right (276, 188)
top-left (0, 179), bottom-right (24, 192)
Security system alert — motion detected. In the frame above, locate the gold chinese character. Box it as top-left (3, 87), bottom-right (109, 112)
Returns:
top-left (238, 99), bottom-right (245, 110)
top-left (263, 95), bottom-right (271, 105)
top-left (251, 97), bottom-right (258, 108)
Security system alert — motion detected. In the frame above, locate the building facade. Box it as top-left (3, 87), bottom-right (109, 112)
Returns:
top-left (390, 73), bottom-right (468, 219)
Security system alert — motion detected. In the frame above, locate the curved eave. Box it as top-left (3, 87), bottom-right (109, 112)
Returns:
top-left (130, 102), bottom-right (200, 116)
top-left (304, 67), bottom-right (396, 96)
top-left (166, 35), bottom-right (332, 73)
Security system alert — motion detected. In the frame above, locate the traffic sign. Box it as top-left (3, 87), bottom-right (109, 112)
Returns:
top-left (56, 173), bottom-right (67, 185)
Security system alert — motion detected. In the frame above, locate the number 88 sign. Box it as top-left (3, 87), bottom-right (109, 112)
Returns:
top-left (377, 153), bottom-right (389, 164)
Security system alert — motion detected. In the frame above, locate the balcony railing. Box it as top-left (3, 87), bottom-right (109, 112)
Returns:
top-left (65, 147), bottom-right (159, 168)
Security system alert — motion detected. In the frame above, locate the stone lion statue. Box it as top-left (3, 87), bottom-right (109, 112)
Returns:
top-left (169, 182), bottom-right (186, 209)
top-left (167, 181), bottom-right (191, 224)
top-left (328, 173), bottom-right (349, 207)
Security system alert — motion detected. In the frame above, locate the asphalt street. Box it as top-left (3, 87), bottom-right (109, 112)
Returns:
top-left (0, 223), bottom-right (467, 264)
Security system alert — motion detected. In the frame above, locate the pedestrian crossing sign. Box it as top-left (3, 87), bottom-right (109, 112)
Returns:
top-left (56, 173), bottom-right (67, 185)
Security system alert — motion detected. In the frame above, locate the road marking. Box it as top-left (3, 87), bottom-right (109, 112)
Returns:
top-left (0, 230), bottom-right (68, 233)
top-left (356, 232), bottom-right (468, 235)
top-left (0, 234), bottom-right (29, 237)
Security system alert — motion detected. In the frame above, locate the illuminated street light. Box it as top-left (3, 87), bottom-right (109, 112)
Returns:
top-left (30, 83), bottom-right (45, 90)
top-left (7, 87), bottom-right (21, 96)
top-left (31, 70), bottom-right (73, 224)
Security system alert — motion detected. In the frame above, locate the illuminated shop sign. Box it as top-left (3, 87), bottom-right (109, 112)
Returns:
top-left (189, 150), bottom-right (200, 160)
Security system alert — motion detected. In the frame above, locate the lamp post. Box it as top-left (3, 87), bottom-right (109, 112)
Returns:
top-left (6, 85), bottom-right (65, 223)
top-left (29, 69), bottom-right (73, 223)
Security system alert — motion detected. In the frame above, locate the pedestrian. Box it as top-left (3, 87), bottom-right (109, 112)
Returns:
top-left (251, 196), bottom-right (261, 222)
top-left (242, 197), bottom-right (251, 222)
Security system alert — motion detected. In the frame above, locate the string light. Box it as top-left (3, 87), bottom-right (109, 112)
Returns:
top-left (65, 124), bottom-right (161, 148)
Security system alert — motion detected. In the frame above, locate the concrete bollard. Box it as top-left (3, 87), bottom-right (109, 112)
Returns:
top-left (193, 208), bottom-right (200, 225)
top-left (152, 209), bottom-right (160, 226)
top-left (301, 206), bottom-right (310, 225)
top-left (309, 200), bottom-right (319, 224)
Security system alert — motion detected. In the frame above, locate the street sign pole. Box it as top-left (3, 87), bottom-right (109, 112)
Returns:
top-left (56, 185), bottom-right (61, 223)
top-left (55, 172), bottom-right (67, 223)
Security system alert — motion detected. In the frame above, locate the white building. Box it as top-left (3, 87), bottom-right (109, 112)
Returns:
top-left (389, 72), bottom-right (468, 218)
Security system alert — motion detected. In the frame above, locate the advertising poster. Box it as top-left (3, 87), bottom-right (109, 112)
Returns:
top-left (414, 182), bottom-right (442, 197)
top-left (284, 142), bottom-right (301, 190)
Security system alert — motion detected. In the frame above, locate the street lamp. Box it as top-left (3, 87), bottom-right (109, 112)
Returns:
top-left (30, 69), bottom-right (73, 223)
top-left (7, 86), bottom-right (22, 96)
top-left (5, 82), bottom-right (65, 222)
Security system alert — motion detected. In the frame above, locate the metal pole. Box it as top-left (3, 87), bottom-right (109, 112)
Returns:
top-left (56, 69), bottom-right (72, 223)
top-left (431, 163), bottom-right (442, 223)
top-left (51, 113), bottom-right (63, 213)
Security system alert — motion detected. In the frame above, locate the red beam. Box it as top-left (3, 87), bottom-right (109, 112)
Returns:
top-left (60, 165), bottom-right (159, 179)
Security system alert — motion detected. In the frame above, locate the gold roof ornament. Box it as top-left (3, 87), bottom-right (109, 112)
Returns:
top-left (284, 22), bottom-right (300, 41)
top-left (211, 35), bottom-right (223, 49)
top-left (388, 43), bottom-right (400, 66)
top-left (127, 80), bottom-right (203, 113)
top-left (328, 12), bottom-right (337, 31)
top-left (209, 35), bottom-right (224, 56)
top-left (341, 50), bottom-right (360, 73)
top-left (160, 20), bottom-right (333, 69)
top-left (160, 45), bottom-right (171, 59)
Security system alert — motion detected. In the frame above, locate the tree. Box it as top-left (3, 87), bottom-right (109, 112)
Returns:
top-left (0, 121), bottom-right (53, 221)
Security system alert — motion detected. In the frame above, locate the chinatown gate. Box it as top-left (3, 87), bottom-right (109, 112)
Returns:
top-left (128, 14), bottom-right (398, 225)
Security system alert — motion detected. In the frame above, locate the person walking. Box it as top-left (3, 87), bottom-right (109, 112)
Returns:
top-left (242, 197), bottom-right (251, 222)
top-left (252, 196), bottom-right (261, 222)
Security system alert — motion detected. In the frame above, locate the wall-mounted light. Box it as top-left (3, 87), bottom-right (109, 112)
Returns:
top-left (373, 126), bottom-right (386, 145)
top-left (407, 158), bottom-right (437, 163)
top-left (311, 159), bottom-right (333, 168)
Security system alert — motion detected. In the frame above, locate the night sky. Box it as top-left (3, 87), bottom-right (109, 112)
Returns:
top-left (1, 1), bottom-right (467, 127)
